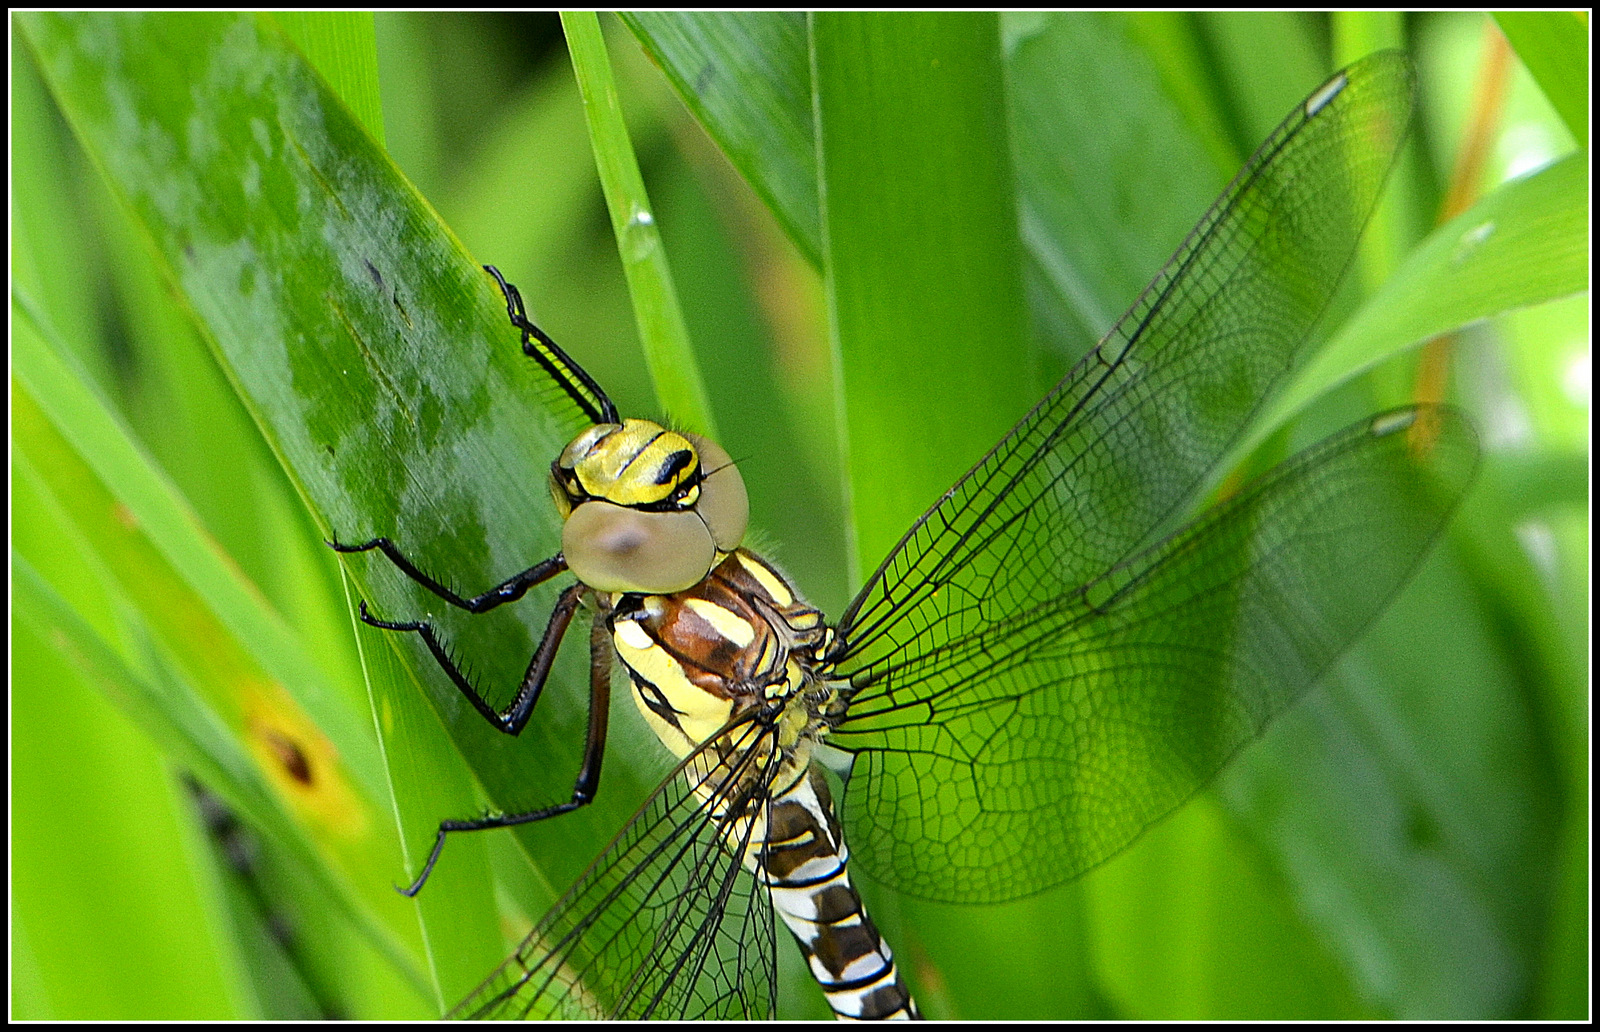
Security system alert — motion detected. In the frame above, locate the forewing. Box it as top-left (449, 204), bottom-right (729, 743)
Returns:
top-left (833, 407), bottom-right (1478, 902)
top-left (835, 53), bottom-right (1416, 668)
top-left (452, 720), bottom-right (781, 1019)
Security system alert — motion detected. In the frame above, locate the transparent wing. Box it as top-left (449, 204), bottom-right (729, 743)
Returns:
top-left (834, 406), bottom-right (1477, 902)
top-left (836, 53), bottom-right (1416, 664)
top-left (453, 719), bottom-right (782, 1020)
top-left (828, 52), bottom-right (1466, 903)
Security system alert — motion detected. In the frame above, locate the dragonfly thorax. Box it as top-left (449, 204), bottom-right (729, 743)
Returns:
top-left (609, 549), bottom-right (834, 762)
top-left (553, 419), bottom-right (749, 595)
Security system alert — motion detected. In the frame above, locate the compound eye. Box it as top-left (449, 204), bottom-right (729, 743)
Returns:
top-left (684, 433), bottom-right (748, 551)
top-left (563, 501), bottom-right (717, 595)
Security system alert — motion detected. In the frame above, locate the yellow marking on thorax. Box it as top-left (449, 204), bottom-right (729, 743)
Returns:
top-left (685, 598), bottom-right (757, 647)
top-left (737, 552), bottom-right (793, 606)
top-left (613, 618), bottom-right (732, 758)
top-left (765, 657), bottom-right (805, 700)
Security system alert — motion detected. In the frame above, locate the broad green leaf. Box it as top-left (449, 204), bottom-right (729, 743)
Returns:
top-left (813, 11), bottom-right (1034, 574)
top-left (11, 553), bottom-right (240, 1019)
top-left (12, 306), bottom-right (425, 1001)
top-left (812, 13), bottom-right (1071, 1019)
top-left (19, 9), bottom-right (662, 1010)
top-left (270, 12), bottom-right (385, 141)
top-left (1004, 12), bottom-right (1238, 356)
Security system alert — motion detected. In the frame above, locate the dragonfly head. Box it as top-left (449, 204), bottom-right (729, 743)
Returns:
top-left (552, 419), bottom-right (749, 595)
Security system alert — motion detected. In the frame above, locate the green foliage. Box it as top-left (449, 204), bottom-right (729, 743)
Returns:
top-left (13, 11), bottom-right (1587, 1020)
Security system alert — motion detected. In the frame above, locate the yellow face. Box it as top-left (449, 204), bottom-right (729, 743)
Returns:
top-left (551, 419), bottom-right (749, 595)
top-left (551, 419), bottom-right (702, 514)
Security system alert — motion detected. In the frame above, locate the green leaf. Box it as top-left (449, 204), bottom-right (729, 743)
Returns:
top-left (1493, 11), bottom-right (1589, 149)
top-left (11, 556), bottom-right (242, 1019)
top-left (622, 12), bottom-right (819, 266)
top-left (270, 12), bottom-right (385, 142)
top-left (17, 10), bottom-right (659, 1012)
top-left (561, 11), bottom-right (716, 437)
top-left (811, 13), bottom-right (1082, 1018)
top-left (813, 12), bottom-right (1034, 574)
top-left (1256, 152), bottom-right (1588, 446)
top-left (12, 294), bottom-right (427, 1005)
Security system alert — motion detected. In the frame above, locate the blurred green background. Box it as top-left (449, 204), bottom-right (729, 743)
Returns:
top-left (12, 11), bottom-right (1588, 1020)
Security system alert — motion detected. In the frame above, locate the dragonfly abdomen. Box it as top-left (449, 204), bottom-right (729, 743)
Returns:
top-left (763, 766), bottom-right (920, 1021)
top-left (610, 549), bottom-right (918, 1019)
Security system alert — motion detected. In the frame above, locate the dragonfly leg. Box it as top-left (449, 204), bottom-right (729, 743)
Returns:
top-left (358, 582), bottom-right (585, 736)
top-left (331, 537), bottom-right (572, 729)
top-left (330, 535), bottom-right (567, 613)
top-left (482, 264), bottom-right (619, 424)
top-left (399, 606), bottom-right (613, 897)
top-left (484, 263), bottom-right (540, 345)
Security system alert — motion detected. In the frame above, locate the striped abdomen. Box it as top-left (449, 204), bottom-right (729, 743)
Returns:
top-left (764, 766), bottom-right (919, 1021)
top-left (607, 549), bottom-right (920, 1020)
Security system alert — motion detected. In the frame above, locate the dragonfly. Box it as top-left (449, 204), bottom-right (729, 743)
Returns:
top-left (332, 51), bottom-right (1477, 1019)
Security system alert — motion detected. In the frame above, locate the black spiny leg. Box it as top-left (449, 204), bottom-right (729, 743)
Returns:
top-left (334, 264), bottom-right (624, 896)
top-left (329, 537), bottom-right (569, 732)
top-left (398, 593), bottom-right (615, 897)
top-left (331, 536), bottom-right (566, 615)
top-left (328, 535), bottom-right (617, 895)
top-left (484, 264), bottom-right (619, 424)
top-left (353, 580), bottom-right (582, 737)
